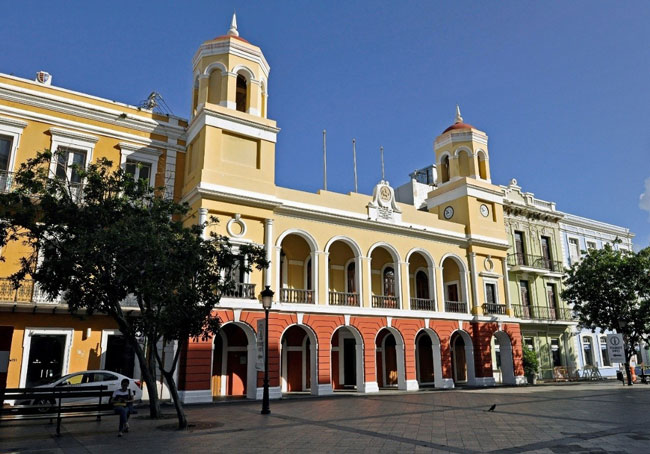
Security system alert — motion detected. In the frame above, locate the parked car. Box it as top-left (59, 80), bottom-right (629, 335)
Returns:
top-left (24, 370), bottom-right (142, 412)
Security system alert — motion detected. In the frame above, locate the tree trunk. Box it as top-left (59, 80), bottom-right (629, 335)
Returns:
top-left (624, 352), bottom-right (633, 386)
top-left (135, 339), bottom-right (162, 417)
top-left (162, 369), bottom-right (187, 430)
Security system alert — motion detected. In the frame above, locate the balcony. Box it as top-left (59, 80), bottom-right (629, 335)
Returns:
top-left (224, 282), bottom-right (256, 299)
top-left (280, 288), bottom-right (314, 304)
top-left (507, 253), bottom-right (564, 275)
top-left (372, 295), bottom-right (399, 309)
top-left (482, 303), bottom-right (507, 315)
top-left (0, 170), bottom-right (13, 193)
top-left (445, 301), bottom-right (467, 313)
top-left (0, 278), bottom-right (61, 304)
top-left (329, 291), bottom-right (359, 306)
top-left (410, 298), bottom-right (436, 311)
top-left (512, 304), bottom-right (574, 321)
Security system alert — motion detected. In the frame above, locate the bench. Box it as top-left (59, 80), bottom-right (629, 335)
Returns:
top-left (0, 385), bottom-right (114, 436)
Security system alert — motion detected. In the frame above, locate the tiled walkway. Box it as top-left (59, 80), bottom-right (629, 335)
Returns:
top-left (2, 382), bottom-right (649, 453)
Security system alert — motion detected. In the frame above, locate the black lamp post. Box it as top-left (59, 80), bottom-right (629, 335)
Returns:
top-left (260, 285), bottom-right (274, 415)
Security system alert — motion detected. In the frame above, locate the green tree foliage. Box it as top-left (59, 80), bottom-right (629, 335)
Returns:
top-left (562, 243), bottom-right (650, 385)
top-left (522, 348), bottom-right (539, 378)
top-left (0, 151), bottom-right (268, 427)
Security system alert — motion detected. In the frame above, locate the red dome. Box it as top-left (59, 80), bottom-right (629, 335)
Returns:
top-left (210, 35), bottom-right (250, 44)
top-left (442, 122), bottom-right (474, 134)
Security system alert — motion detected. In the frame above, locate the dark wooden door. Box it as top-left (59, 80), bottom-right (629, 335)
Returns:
top-left (0, 326), bottom-right (13, 390)
top-left (343, 339), bottom-right (356, 386)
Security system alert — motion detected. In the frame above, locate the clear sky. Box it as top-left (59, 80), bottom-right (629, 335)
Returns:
top-left (3, 1), bottom-right (649, 248)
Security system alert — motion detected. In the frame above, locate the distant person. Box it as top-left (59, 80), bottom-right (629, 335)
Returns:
top-left (109, 378), bottom-right (134, 437)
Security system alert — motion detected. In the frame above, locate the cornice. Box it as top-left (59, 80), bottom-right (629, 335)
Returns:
top-left (187, 106), bottom-right (279, 144)
top-left (559, 212), bottom-right (634, 238)
top-left (434, 129), bottom-right (488, 149)
top-left (192, 39), bottom-right (270, 78)
top-left (0, 81), bottom-right (186, 138)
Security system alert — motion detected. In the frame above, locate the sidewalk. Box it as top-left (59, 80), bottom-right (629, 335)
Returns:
top-left (1, 381), bottom-right (649, 453)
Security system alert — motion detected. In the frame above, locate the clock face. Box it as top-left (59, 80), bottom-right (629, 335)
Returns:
top-left (379, 186), bottom-right (391, 202)
top-left (444, 206), bottom-right (454, 219)
top-left (480, 204), bottom-right (489, 217)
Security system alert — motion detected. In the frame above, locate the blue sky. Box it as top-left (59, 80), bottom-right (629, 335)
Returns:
top-left (3, 1), bottom-right (649, 248)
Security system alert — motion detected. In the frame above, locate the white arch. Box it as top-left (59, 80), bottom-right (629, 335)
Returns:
top-left (374, 327), bottom-right (407, 391)
top-left (415, 328), bottom-right (446, 388)
top-left (231, 64), bottom-right (255, 82)
top-left (325, 235), bottom-right (362, 257)
top-left (492, 330), bottom-right (515, 385)
top-left (438, 151), bottom-right (452, 167)
top-left (276, 229), bottom-right (319, 252)
top-left (212, 321), bottom-right (258, 399)
top-left (279, 323), bottom-right (319, 395)
top-left (368, 242), bottom-right (401, 262)
top-left (406, 248), bottom-right (436, 308)
top-left (476, 149), bottom-right (489, 159)
top-left (439, 253), bottom-right (467, 272)
top-left (331, 325), bottom-right (366, 392)
top-left (203, 61), bottom-right (228, 76)
top-left (453, 146), bottom-right (475, 157)
top-left (449, 329), bottom-right (477, 386)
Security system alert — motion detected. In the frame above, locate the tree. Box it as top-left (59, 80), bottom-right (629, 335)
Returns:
top-left (562, 244), bottom-right (650, 385)
top-left (0, 150), bottom-right (267, 427)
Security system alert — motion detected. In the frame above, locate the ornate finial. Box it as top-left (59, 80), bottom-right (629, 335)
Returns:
top-left (227, 11), bottom-right (239, 37)
top-left (455, 104), bottom-right (463, 123)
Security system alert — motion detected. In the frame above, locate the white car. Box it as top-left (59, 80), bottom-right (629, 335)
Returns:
top-left (26, 370), bottom-right (142, 411)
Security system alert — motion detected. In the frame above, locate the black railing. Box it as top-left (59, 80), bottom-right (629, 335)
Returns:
top-left (445, 301), bottom-right (467, 313)
top-left (224, 282), bottom-right (256, 299)
top-left (372, 295), bottom-right (399, 309)
top-left (329, 291), bottom-right (359, 306)
top-left (512, 304), bottom-right (574, 321)
top-left (482, 303), bottom-right (507, 315)
top-left (507, 253), bottom-right (564, 273)
top-left (280, 288), bottom-right (314, 304)
top-left (410, 298), bottom-right (436, 311)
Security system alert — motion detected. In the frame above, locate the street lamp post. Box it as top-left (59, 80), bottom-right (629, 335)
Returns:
top-left (260, 285), bottom-right (274, 415)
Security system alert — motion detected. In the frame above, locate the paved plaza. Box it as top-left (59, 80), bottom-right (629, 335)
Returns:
top-left (2, 382), bottom-right (649, 453)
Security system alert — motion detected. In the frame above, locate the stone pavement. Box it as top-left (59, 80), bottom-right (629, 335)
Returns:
top-left (2, 381), bottom-right (649, 453)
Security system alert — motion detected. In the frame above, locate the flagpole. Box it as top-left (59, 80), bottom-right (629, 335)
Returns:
top-left (323, 129), bottom-right (327, 191)
top-left (352, 139), bottom-right (358, 193)
top-left (380, 146), bottom-right (385, 181)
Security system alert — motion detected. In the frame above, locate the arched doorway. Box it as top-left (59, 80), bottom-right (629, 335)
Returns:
top-left (211, 323), bottom-right (256, 399)
top-left (441, 255), bottom-right (469, 314)
top-left (325, 238), bottom-right (361, 307)
top-left (492, 331), bottom-right (515, 385)
top-left (375, 328), bottom-right (406, 390)
top-left (281, 325), bottom-right (317, 393)
top-left (407, 249), bottom-right (436, 311)
top-left (369, 244), bottom-right (401, 309)
top-left (331, 326), bottom-right (363, 391)
top-left (450, 330), bottom-right (475, 385)
top-left (277, 231), bottom-right (317, 304)
top-left (415, 329), bottom-right (443, 388)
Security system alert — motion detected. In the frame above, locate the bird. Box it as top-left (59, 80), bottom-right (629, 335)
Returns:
top-left (487, 404), bottom-right (496, 412)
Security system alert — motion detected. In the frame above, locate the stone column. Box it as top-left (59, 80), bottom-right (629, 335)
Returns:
top-left (264, 219), bottom-right (273, 288)
top-left (468, 252), bottom-right (481, 315)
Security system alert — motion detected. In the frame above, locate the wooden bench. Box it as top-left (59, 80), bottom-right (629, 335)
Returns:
top-left (0, 385), bottom-right (114, 436)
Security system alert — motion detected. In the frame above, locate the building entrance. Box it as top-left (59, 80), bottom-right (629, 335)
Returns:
top-left (26, 334), bottom-right (66, 387)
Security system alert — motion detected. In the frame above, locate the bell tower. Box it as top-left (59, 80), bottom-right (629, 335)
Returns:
top-left (183, 13), bottom-right (279, 197)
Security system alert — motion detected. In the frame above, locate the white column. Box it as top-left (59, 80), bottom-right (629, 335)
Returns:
top-left (468, 252), bottom-right (480, 313)
top-left (198, 208), bottom-right (208, 239)
top-left (501, 257), bottom-right (512, 311)
top-left (264, 219), bottom-right (273, 288)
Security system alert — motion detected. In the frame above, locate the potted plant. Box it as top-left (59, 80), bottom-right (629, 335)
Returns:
top-left (523, 348), bottom-right (539, 384)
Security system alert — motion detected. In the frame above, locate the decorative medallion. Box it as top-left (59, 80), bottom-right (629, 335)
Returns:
top-left (368, 181), bottom-right (402, 223)
top-left (226, 213), bottom-right (247, 238)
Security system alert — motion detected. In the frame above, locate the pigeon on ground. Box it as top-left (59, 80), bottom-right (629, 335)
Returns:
top-left (487, 404), bottom-right (496, 412)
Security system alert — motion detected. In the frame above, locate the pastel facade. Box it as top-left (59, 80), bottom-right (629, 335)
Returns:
top-left (502, 180), bottom-right (576, 380)
top-left (559, 214), bottom-right (638, 378)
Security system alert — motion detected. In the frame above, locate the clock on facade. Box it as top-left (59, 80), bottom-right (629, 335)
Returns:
top-left (443, 206), bottom-right (454, 219)
top-left (480, 204), bottom-right (489, 217)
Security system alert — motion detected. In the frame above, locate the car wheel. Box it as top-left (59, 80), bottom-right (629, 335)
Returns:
top-left (34, 398), bottom-right (55, 413)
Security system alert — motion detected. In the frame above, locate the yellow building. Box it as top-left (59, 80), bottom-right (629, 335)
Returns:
top-left (1, 15), bottom-right (528, 401)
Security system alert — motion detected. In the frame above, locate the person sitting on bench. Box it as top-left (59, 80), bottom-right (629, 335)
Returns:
top-left (109, 379), bottom-right (134, 437)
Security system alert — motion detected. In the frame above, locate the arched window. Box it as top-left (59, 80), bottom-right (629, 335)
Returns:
top-left (457, 150), bottom-right (471, 177)
top-left (236, 74), bottom-right (247, 112)
top-left (208, 69), bottom-right (222, 105)
top-left (346, 262), bottom-right (356, 293)
top-left (441, 155), bottom-right (450, 183)
top-left (415, 270), bottom-right (429, 299)
top-left (477, 151), bottom-right (488, 180)
top-left (383, 267), bottom-right (395, 296)
top-left (192, 76), bottom-right (199, 115)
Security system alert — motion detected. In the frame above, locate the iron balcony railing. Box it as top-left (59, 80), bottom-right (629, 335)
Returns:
top-left (445, 301), bottom-right (467, 313)
top-left (372, 295), bottom-right (399, 309)
top-left (0, 278), bottom-right (62, 304)
top-left (482, 303), bottom-right (507, 315)
top-left (0, 170), bottom-right (13, 193)
top-left (512, 304), bottom-right (574, 321)
top-left (329, 291), bottom-right (359, 306)
top-left (410, 298), bottom-right (436, 311)
top-left (224, 282), bottom-right (256, 299)
top-left (507, 253), bottom-right (564, 273)
top-left (280, 288), bottom-right (314, 304)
